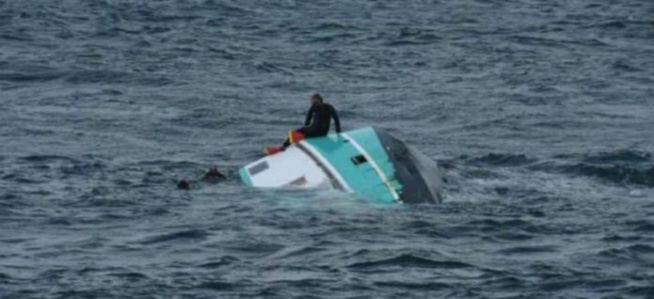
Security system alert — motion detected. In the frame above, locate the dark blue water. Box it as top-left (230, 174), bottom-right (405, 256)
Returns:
top-left (2, 0), bottom-right (654, 298)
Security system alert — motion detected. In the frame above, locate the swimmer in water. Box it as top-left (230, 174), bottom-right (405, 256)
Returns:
top-left (177, 166), bottom-right (227, 190)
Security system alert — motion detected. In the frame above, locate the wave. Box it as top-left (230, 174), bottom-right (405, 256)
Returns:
top-left (0, 71), bottom-right (64, 83)
top-left (494, 232), bottom-right (534, 241)
top-left (347, 254), bottom-right (472, 270)
top-left (576, 150), bottom-right (652, 164)
top-left (584, 278), bottom-right (628, 292)
top-left (0, 67), bottom-right (171, 86)
top-left (626, 244), bottom-right (654, 254)
top-left (528, 150), bottom-right (654, 187)
top-left (612, 59), bottom-right (643, 72)
top-left (507, 34), bottom-right (565, 48)
top-left (1, 173), bottom-right (41, 184)
top-left (479, 276), bottom-right (526, 290)
top-left (560, 163), bottom-right (654, 187)
top-left (465, 153), bottom-right (537, 167)
top-left (598, 244), bottom-right (654, 262)
top-left (65, 70), bottom-right (173, 86)
top-left (107, 271), bottom-right (149, 280)
top-left (497, 245), bottom-right (558, 255)
top-left (595, 21), bottom-right (628, 29)
top-left (373, 281), bottom-right (450, 290)
top-left (18, 155), bottom-right (79, 163)
top-left (626, 285), bottom-right (654, 296)
top-left (139, 229), bottom-right (211, 245)
top-left (383, 28), bottom-right (441, 47)
top-left (134, 160), bottom-right (208, 177)
top-left (601, 234), bottom-right (643, 242)
top-left (466, 218), bottom-right (534, 231)
top-left (198, 256), bottom-right (239, 269)
top-left (538, 278), bottom-right (584, 292)
top-left (196, 281), bottom-right (238, 291)
top-left (624, 220), bottom-right (654, 233)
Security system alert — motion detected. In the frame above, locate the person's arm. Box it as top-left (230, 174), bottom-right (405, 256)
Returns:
top-left (331, 105), bottom-right (341, 133)
top-left (304, 106), bottom-right (313, 126)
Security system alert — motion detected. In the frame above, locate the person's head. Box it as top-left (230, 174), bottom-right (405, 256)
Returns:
top-left (310, 93), bottom-right (323, 105)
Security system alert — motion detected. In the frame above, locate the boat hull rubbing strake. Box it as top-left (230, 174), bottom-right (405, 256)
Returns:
top-left (238, 127), bottom-right (444, 204)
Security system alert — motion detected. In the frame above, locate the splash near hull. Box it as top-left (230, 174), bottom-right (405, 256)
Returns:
top-left (239, 127), bottom-right (444, 204)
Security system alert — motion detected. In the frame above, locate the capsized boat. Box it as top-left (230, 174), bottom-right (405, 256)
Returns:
top-left (238, 127), bottom-right (445, 204)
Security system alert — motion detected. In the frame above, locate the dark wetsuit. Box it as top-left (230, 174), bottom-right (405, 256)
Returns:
top-left (283, 102), bottom-right (341, 148)
top-left (302, 102), bottom-right (341, 136)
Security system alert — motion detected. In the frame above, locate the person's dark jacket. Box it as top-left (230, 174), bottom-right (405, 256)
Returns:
top-left (304, 102), bottom-right (341, 136)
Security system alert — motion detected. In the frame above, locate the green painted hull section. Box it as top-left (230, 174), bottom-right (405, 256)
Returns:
top-left (346, 127), bottom-right (403, 197)
top-left (303, 127), bottom-right (400, 204)
top-left (238, 167), bottom-right (253, 187)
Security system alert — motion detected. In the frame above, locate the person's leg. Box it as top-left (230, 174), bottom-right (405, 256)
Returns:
top-left (268, 127), bottom-right (323, 155)
top-left (282, 127), bottom-right (308, 148)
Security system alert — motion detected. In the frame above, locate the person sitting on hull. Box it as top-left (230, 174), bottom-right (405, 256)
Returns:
top-left (266, 93), bottom-right (342, 155)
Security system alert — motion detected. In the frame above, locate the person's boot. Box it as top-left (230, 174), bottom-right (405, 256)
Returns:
top-left (289, 130), bottom-right (305, 144)
top-left (264, 146), bottom-right (284, 156)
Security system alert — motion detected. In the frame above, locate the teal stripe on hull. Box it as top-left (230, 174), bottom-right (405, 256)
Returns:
top-left (238, 167), bottom-right (253, 187)
top-left (346, 127), bottom-right (403, 196)
top-left (303, 127), bottom-right (401, 204)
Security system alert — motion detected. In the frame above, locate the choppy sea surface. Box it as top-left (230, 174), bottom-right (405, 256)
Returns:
top-left (1, 0), bottom-right (654, 298)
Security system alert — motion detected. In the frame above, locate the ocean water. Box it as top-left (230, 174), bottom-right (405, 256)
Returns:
top-left (1, 0), bottom-right (654, 298)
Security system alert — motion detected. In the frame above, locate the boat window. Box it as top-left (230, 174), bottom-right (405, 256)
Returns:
top-left (288, 176), bottom-right (307, 186)
top-left (351, 154), bottom-right (368, 165)
top-left (248, 161), bottom-right (269, 176)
